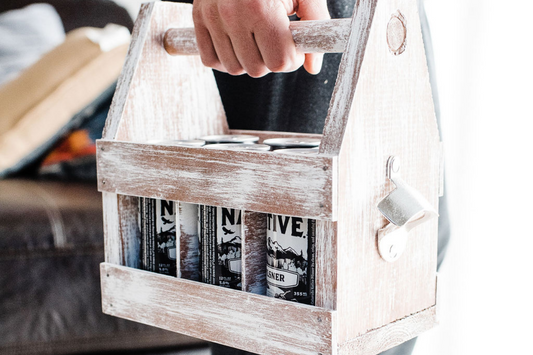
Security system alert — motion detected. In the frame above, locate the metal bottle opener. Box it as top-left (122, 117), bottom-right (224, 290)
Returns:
top-left (377, 156), bottom-right (438, 262)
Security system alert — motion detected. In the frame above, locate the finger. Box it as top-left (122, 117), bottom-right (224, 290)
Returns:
top-left (253, 10), bottom-right (304, 73)
top-left (228, 30), bottom-right (270, 78)
top-left (193, 23), bottom-right (226, 72)
top-left (303, 53), bottom-right (324, 75)
top-left (295, 0), bottom-right (330, 74)
top-left (217, 1), bottom-right (270, 77)
top-left (209, 30), bottom-right (245, 75)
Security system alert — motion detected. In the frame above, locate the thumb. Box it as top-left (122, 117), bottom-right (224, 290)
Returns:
top-left (295, 0), bottom-right (330, 74)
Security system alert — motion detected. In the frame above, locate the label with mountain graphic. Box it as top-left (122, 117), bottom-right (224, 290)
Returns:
top-left (199, 205), bottom-right (242, 290)
top-left (140, 198), bottom-right (177, 276)
top-left (266, 214), bottom-right (315, 305)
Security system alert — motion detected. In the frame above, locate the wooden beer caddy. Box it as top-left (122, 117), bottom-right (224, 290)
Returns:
top-left (97, 1), bottom-right (442, 354)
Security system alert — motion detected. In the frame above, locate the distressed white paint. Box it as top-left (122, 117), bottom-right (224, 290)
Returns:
top-left (315, 220), bottom-right (338, 310)
top-left (101, 263), bottom-right (335, 355)
top-left (338, 306), bottom-right (437, 354)
top-left (97, 140), bottom-right (336, 220)
top-left (320, 0), bottom-right (378, 155)
top-left (102, 192), bottom-right (121, 264)
top-left (102, 3), bottom-right (155, 140)
top-left (241, 211), bottom-right (267, 295)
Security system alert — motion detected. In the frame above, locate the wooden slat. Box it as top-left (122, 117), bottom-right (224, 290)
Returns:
top-left (97, 140), bottom-right (336, 220)
top-left (164, 19), bottom-right (351, 56)
top-left (319, 0), bottom-right (378, 155)
top-left (178, 202), bottom-right (200, 281)
top-left (102, 192), bottom-right (121, 264)
top-left (315, 220), bottom-right (338, 310)
top-left (101, 263), bottom-right (335, 355)
top-left (102, 192), bottom-right (140, 267)
top-left (118, 194), bottom-right (141, 268)
top-left (338, 306), bottom-right (437, 355)
top-left (241, 211), bottom-right (267, 295)
top-left (102, 3), bottom-right (155, 140)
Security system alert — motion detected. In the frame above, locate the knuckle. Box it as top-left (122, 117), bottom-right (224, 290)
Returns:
top-left (217, 2), bottom-right (236, 22)
top-left (201, 55), bottom-right (219, 68)
top-left (248, 0), bottom-right (266, 13)
top-left (246, 65), bottom-right (269, 78)
top-left (203, 4), bottom-right (220, 26)
top-left (267, 57), bottom-right (292, 72)
top-left (192, 6), bottom-right (202, 23)
top-left (226, 64), bottom-right (244, 76)
top-left (248, 69), bottom-right (269, 78)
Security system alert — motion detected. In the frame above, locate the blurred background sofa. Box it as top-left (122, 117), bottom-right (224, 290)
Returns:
top-left (0, 1), bottom-right (206, 354)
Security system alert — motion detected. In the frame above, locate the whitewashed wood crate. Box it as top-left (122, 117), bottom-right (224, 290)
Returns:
top-left (96, 1), bottom-right (442, 354)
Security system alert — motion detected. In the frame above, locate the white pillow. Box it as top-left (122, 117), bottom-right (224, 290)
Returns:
top-left (0, 3), bottom-right (65, 86)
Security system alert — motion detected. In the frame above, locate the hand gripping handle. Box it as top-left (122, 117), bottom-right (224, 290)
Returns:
top-left (163, 18), bottom-right (351, 56)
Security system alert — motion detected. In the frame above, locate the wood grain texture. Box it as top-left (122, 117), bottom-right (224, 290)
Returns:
top-left (104, 2), bottom-right (228, 142)
top-left (319, 0), bottom-right (378, 155)
top-left (102, 192), bottom-right (121, 264)
top-left (178, 202), bottom-right (200, 281)
top-left (118, 194), bottom-right (141, 268)
top-left (290, 18), bottom-right (350, 53)
top-left (97, 140), bottom-right (337, 220)
top-left (333, 0), bottom-right (440, 343)
top-left (338, 306), bottom-right (436, 355)
top-left (102, 192), bottom-right (140, 268)
top-left (102, 3), bottom-right (154, 140)
top-left (315, 220), bottom-right (338, 310)
top-left (241, 211), bottom-right (267, 295)
top-left (164, 19), bottom-right (351, 56)
top-left (101, 263), bottom-right (335, 355)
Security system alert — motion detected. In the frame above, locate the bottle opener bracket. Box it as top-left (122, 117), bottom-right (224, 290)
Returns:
top-left (96, 1), bottom-right (443, 354)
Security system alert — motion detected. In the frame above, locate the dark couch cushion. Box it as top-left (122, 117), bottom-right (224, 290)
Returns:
top-left (0, 180), bottom-right (204, 354)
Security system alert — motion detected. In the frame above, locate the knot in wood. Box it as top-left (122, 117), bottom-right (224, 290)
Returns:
top-left (387, 11), bottom-right (407, 55)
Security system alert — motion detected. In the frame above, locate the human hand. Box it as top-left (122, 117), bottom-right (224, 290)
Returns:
top-left (192, 0), bottom-right (330, 77)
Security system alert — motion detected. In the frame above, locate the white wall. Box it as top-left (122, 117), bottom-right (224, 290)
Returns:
top-left (413, 1), bottom-right (533, 354)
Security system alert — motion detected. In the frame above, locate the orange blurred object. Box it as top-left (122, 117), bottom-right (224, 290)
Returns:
top-left (41, 129), bottom-right (96, 166)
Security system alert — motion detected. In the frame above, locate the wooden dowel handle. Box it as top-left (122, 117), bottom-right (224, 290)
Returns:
top-left (163, 18), bottom-right (351, 56)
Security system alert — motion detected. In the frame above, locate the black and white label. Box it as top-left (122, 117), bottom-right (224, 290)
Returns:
top-left (266, 214), bottom-right (315, 305)
top-left (140, 198), bottom-right (177, 276)
top-left (155, 199), bottom-right (177, 275)
top-left (199, 206), bottom-right (242, 290)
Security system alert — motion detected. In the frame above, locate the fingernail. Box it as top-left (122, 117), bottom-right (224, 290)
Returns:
top-left (313, 55), bottom-right (324, 75)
